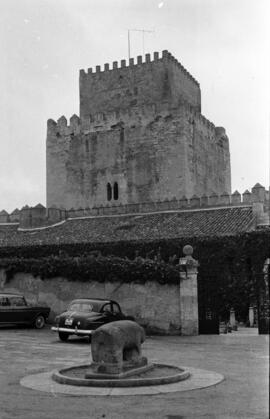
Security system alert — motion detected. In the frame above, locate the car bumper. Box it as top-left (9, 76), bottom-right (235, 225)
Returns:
top-left (51, 326), bottom-right (93, 335)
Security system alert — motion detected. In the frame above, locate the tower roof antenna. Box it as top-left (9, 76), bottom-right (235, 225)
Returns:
top-left (127, 29), bottom-right (155, 60)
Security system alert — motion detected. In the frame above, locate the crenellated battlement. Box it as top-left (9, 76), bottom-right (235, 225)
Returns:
top-left (62, 184), bottom-right (269, 220)
top-left (182, 104), bottom-right (216, 133)
top-left (0, 204), bottom-right (66, 228)
top-left (1, 184), bottom-right (269, 229)
top-left (47, 114), bottom-right (83, 138)
top-left (47, 99), bottom-right (218, 138)
top-left (79, 50), bottom-right (201, 118)
top-left (46, 50), bottom-right (231, 212)
top-left (196, 113), bottom-right (216, 132)
top-left (80, 50), bottom-right (199, 87)
top-left (48, 105), bottom-right (165, 137)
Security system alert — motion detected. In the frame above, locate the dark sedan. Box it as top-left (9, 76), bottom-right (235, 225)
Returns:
top-left (0, 293), bottom-right (50, 329)
top-left (51, 298), bottom-right (134, 341)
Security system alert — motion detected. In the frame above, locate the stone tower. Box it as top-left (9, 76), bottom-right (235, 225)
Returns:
top-left (46, 50), bottom-right (231, 210)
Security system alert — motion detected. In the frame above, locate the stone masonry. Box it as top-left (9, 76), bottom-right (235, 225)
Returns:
top-left (46, 50), bottom-right (231, 211)
top-left (179, 245), bottom-right (199, 335)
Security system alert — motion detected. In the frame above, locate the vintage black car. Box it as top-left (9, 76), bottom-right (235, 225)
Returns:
top-left (51, 298), bottom-right (134, 341)
top-left (0, 293), bottom-right (50, 329)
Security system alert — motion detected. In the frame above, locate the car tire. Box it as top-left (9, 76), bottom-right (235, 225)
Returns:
top-left (59, 332), bottom-right (69, 342)
top-left (34, 315), bottom-right (45, 329)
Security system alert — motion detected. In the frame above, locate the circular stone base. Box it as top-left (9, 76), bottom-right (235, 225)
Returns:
top-left (20, 365), bottom-right (224, 396)
top-left (52, 363), bottom-right (190, 387)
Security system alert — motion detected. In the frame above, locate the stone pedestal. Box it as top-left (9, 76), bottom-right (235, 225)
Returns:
top-left (179, 245), bottom-right (199, 336)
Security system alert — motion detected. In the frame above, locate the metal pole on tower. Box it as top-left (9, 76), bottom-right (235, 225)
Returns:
top-left (128, 29), bottom-right (130, 60)
top-left (127, 28), bottom-right (154, 59)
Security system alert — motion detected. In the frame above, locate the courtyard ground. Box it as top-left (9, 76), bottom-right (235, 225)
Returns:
top-left (0, 326), bottom-right (268, 419)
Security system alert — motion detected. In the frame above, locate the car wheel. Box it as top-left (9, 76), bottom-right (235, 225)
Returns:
top-left (34, 315), bottom-right (45, 329)
top-left (59, 332), bottom-right (69, 342)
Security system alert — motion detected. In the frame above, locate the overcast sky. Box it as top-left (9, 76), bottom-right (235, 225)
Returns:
top-left (0, 0), bottom-right (269, 212)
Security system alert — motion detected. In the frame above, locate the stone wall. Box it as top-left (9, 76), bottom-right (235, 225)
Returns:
top-left (46, 50), bottom-right (230, 211)
top-left (79, 50), bottom-right (201, 118)
top-left (0, 271), bottom-right (180, 334)
top-left (46, 105), bottom-right (230, 210)
top-left (1, 184), bottom-right (268, 229)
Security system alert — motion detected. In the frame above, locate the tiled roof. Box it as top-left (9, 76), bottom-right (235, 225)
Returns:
top-left (11, 208), bottom-right (20, 215)
top-left (0, 206), bottom-right (255, 247)
top-left (0, 210), bottom-right (9, 215)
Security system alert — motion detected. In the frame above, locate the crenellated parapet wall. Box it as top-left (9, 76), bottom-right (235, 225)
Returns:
top-left (46, 46), bottom-right (231, 211)
top-left (80, 50), bottom-right (199, 86)
top-left (0, 205), bottom-right (66, 228)
top-left (63, 184), bottom-right (268, 219)
top-left (79, 50), bottom-right (201, 118)
top-left (47, 98), bottom-right (218, 139)
top-left (1, 184), bottom-right (268, 229)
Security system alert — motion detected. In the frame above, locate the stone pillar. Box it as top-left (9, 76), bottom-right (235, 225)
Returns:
top-left (179, 245), bottom-right (199, 335)
top-left (258, 258), bottom-right (270, 334)
top-left (249, 306), bottom-right (254, 327)
top-left (230, 308), bottom-right (237, 330)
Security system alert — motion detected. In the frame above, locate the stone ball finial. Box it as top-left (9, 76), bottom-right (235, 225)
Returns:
top-left (183, 245), bottom-right (193, 256)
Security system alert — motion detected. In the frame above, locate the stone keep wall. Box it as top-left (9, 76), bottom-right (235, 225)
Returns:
top-left (79, 51), bottom-right (201, 119)
top-left (46, 50), bottom-right (231, 210)
top-left (185, 118), bottom-right (231, 197)
top-left (47, 105), bottom-right (230, 210)
top-left (0, 271), bottom-right (180, 334)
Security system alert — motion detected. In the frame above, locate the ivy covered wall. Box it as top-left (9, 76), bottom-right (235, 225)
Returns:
top-left (0, 230), bottom-right (269, 321)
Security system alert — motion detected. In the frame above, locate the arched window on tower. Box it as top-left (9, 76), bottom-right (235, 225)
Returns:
top-left (113, 182), bottom-right (119, 200)
top-left (107, 183), bottom-right (112, 201)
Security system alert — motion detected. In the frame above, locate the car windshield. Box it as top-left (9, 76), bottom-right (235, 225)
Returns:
top-left (68, 302), bottom-right (95, 313)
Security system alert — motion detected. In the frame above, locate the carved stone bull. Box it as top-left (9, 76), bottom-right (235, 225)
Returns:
top-left (91, 320), bottom-right (146, 374)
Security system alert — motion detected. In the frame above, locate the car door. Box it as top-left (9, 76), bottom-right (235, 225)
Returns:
top-left (7, 296), bottom-right (31, 324)
top-left (111, 302), bottom-right (125, 320)
top-left (101, 303), bottom-right (116, 323)
top-left (0, 296), bottom-right (11, 324)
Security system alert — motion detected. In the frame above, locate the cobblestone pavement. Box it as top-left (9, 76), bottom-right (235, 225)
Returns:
top-left (0, 326), bottom-right (268, 419)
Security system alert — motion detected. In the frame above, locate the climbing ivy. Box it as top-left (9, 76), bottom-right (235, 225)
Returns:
top-left (0, 230), bottom-right (269, 320)
top-left (0, 253), bottom-right (180, 285)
